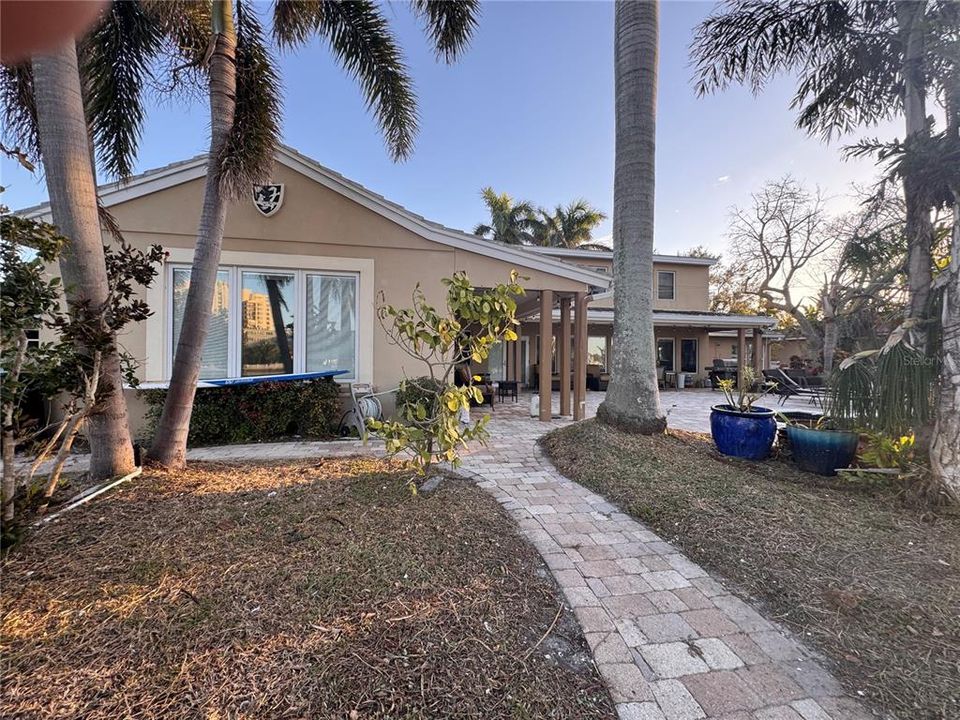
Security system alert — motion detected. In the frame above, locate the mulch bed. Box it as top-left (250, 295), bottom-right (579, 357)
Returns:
top-left (1, 458), bottom-right (614, 719)
top-left (541, 420), bottom-right (960, 720)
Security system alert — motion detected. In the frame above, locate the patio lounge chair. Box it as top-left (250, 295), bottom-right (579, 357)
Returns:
top-left (762, 368), bottom-right (824, 406)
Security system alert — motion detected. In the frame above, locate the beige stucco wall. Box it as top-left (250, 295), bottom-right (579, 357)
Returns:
top-left (565, 257), bottom-right (710, 312)
top-left (78, 163), bottom-right (595, 432)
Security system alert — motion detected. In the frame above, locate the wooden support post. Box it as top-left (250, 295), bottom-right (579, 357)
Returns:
top-left (574, 292), bottom-right (589, 420)
top-left (753, 329), bottom-right (763, 374)
top-left (539, 290), bottom-right (554, 421)
top-left (512, 336), bottom-right (522, 384)
top-left (559, 297), bottom-right (572, 416)
top-left (737, 327), bottom-right (747, 387)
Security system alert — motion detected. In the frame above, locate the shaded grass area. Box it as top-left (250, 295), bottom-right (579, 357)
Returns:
top-left (542, 420), bottom-right (960, 720)
top-left (1, 458), bottom-right (614, 719)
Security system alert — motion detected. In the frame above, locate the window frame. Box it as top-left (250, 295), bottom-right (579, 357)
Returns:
top-left (656, 270), bottom-right (676, 300)
top-left (167, 263), bottom-right (360, 382)
top-left (680, 337), bottom-right (698, 374)
top-left (656, 337), bottom-right (675, 372)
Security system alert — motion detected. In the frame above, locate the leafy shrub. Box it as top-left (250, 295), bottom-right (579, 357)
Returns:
top-left (141, 378), bottom-right (341, 447)
top-left (395, 376), bottom-right (445, 420)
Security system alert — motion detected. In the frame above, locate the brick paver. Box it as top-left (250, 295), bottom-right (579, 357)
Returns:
top-left (451, 392), bottom-right (868, 720)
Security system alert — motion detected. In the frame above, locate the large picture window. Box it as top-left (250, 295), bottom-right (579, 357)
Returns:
top-left (242, 271), bottom-right (295, 376)
top-left (168, 265), bottom-right (359, 381)
top-left (587, 336), bottom-right (607, 370)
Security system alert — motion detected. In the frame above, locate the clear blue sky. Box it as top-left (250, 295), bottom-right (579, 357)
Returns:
top-left (2, 1), bottom-right (897, 256)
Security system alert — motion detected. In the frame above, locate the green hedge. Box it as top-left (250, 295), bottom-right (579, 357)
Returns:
top-left (140, 378), bottom-right (341, 447)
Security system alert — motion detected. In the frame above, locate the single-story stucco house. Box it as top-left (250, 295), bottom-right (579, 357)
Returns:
top-left (20, 145), bottom-right (777, 430)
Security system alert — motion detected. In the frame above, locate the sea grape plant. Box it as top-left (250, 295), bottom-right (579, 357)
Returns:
top-left (368, 271), bottom-right (524, 482)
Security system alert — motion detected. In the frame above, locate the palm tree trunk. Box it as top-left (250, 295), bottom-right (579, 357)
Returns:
top-left (930, 202), bottom-right (959, 501)
top-left (896, 1), bottom-right (935, 345)
top-left (148, 1), bottom-right (237, 468)
top-left (597, 0), bottom-right (665, 434)
top-left (31, 42), bottom-right (136, 481)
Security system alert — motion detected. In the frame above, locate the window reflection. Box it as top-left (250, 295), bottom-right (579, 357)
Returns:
top-left (242, 271), bottom-right (294, 376)
top-left (172, 268), bottom-right (229, 379)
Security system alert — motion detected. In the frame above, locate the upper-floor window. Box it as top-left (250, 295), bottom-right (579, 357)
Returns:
top-left (657, 271), bottom-right (676, 300)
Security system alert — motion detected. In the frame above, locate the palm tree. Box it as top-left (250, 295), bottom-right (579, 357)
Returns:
top-left (691, 0), bottom-right (959, 353)
top-left (473, 187), bottom-right (536, 244)
top-left (149, 0), bottom-right (481, 467)
top-left (596, 0), bottom-right (665, 434)
top-left (531, 199), bottom-right (607, 248)
top-left (29, 41), bottom-right (138, 481)
top-left (3, 1), bottom-right (210, 480)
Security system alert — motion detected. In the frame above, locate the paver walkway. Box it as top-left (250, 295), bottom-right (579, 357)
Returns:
top-left (456, 396), bottom-right (870, 720)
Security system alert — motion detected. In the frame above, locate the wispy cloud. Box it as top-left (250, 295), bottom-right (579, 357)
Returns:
top-left (716, 175), bottom-right (731, 183)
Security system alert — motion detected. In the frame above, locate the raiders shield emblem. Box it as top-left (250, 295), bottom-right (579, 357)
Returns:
top-left (252, 184), bottom-right (285, 217)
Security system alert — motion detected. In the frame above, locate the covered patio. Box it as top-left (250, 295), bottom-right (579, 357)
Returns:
top-left (480, 388), bottom-right (820, 434)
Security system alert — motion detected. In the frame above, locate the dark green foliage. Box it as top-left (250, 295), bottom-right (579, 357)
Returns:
top-left (409, 0), bottom-right (480, 63)
top-left (395, 376), bottom-right (445, 418)
top-left (140, 378), bottom-right (341, 447)
top-left (80, 0), bottom-right (165, 178)
top-left (273, 0), bottom-right (418, 161)
top-left (826, 340), bottom-right (937, 435)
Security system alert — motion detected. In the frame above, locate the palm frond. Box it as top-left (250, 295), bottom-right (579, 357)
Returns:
top-left (0, 63), bottom-right (40, 166)
top-left (143, 0), bottom-right (212, 95)
top-left (218, 0), bottom-right (282, 200)
top-left (409, 0), bottom-right (480, 63)
top-left (80, 0), bottom-right (165, 179)
top-left (691, 1), bottom-right (860, 96)
top-left (273, 0), bottom-right (418, 161)
top-left (690, 0), bottom-right (902, 138)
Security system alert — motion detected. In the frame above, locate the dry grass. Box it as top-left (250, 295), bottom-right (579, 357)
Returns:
top-left (1, 458), bottom-right (614, 719)
top-left (542, 421), bottom-right (960, 720)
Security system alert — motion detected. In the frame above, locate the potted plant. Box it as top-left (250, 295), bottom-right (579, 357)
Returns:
top-left (782, 333), bottom-right (935, 477)
top-left (782, 416), bottom-right (859, 476)
top-left (710, 368), bottom-right (778, 460)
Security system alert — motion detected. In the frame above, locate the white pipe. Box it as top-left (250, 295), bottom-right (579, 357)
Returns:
top-left (32, 466), bottom-right (143, 529)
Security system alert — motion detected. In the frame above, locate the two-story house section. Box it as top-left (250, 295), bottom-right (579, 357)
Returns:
top-left (514, 246), bottom-right (776, 389)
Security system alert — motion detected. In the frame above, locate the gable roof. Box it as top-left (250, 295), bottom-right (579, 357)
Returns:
top-left (19, 144), bottom-right (611, 290)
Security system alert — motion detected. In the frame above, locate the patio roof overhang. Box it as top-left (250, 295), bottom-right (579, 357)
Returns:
top-left (529, 306), bottom-right (777, 330)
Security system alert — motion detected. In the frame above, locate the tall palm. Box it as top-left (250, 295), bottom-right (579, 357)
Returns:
top-left (29, 41), bottom-right (138, 481)
top-left (597, 0), bottom-right (665, 434)
top-left (691, 0), bottom-right (959, 352)
top-left (531, 199), bottom-right (607, 248)
top-left (149, 0), bottom-right (480, 467)
top-left (3, 1), bottom-right (210, 479)
top-left (473, 187), bottom-right (536, 245)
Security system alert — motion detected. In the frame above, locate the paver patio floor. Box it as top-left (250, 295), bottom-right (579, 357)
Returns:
top-left (32, 390), bottom-right (868, 718)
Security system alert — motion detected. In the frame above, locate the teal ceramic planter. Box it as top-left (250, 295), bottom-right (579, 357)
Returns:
top-left (785, 424), bottom-right (859, 476)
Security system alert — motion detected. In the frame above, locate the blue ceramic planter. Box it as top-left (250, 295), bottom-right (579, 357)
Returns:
top-left (785, 424), bottom-right (859, 476)
top-left (710, 405), bottom-right (777, 460)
